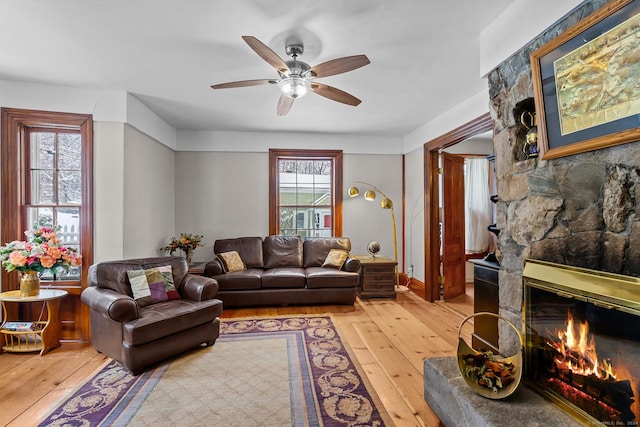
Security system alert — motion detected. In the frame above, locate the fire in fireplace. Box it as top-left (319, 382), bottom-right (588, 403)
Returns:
top-left (523, 259), bottom-right (640, 425)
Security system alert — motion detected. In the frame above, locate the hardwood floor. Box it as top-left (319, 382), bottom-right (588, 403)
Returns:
top-left (0, 288), bottom-right (473, 427)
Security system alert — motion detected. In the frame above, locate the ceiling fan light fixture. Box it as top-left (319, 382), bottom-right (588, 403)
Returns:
top-left (278, 76), bottom-right (311, 99)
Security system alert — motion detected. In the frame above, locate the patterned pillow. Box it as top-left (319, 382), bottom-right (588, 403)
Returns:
top-left (127, 265), bottom-right (180, 307)
top-left (322, 249), bottom-right (349, 269)
top-left (218, 251), bottom-right (246, 273)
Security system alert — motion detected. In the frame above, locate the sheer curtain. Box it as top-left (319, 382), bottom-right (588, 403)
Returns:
top-left (464, 158), bottom-right (492, 253)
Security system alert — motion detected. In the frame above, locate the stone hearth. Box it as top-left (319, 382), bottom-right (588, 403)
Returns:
top-left (423, 357), bottom-right (581, 427)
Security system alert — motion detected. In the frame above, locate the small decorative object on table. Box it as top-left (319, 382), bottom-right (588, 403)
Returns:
top-left (161, 233), bottom-right (204, 265)
top-left (0, 226), bottom-right (82, 297)
top-left (457, 312), bottom-right (523, 399)
top-left (367, 240), bottom-right (380, 257)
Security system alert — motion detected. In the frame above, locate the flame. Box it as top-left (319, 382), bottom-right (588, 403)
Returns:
top-left (549, 311), bottom-right (616, 380)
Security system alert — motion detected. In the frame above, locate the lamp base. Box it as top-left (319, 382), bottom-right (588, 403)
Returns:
top-left (396, 272), bottom-right (410, 293)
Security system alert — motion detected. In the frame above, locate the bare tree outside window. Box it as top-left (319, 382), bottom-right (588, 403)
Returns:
top-left (27, 130), bottom-right (82, 280)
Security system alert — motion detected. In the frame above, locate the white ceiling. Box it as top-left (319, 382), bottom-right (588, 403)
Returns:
top-left (0, 0), bottom-right (513, 137)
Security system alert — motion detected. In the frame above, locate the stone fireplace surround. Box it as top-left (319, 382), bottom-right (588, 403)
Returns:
top-left (424, 0), bottom-right (640, 424)
top-left (490, 0), bottom-right (640, 336)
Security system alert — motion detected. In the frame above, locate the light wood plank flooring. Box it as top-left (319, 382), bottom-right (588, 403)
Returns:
top-left (0, 288), bottom-right (473, 427)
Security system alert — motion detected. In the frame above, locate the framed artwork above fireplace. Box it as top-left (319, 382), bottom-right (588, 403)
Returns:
top-left (531, 0), bottom-right (640, 160)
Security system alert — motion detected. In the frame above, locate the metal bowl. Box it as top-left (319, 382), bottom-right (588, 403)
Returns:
top-left (457, 312), bottom-right (523, 399)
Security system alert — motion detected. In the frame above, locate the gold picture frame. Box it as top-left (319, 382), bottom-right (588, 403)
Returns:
top-left (531, 0), bottom-right (640, 159)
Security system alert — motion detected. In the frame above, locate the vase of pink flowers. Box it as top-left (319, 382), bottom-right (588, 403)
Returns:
top-left (0, 226), bottom-right (82, 296)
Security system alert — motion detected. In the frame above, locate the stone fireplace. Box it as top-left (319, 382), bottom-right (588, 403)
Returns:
top-left (425, 0), bottom-right (640, 425)
top-left (489, 0), bottom-right (640, 337)
top-left (488, 0), bottom-right (640, 375)
top-left (424, 1), bottom-right (640, 424)
top-left (488, 0), bottom-right (640, 423)
top-left (523, 259), bottom-right (640, 424)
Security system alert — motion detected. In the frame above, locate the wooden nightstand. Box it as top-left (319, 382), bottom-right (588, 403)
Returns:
top-left (353, 255), bottom-right (397, 298)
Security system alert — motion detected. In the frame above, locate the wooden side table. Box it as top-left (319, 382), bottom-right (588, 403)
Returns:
top-left (353, 255), bottom-right (397, 298)
top-left (187, 262), bottom-right (207, 275)
top-left (0, 289), bottom-right (67, 356)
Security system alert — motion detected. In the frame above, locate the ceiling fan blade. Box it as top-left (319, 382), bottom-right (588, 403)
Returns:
top-left (311, 83), bottom-right (362, 106)
top-left (211, 79), bottom-right (276, 89)
top-left (277, 95), bottom-right (294, 116)
top-left (310, 55), bottom-right (370, 78)
top-left (242, 36), bottom-right (290, 74)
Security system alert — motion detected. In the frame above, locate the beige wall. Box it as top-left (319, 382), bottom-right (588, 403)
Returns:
top-left (173, 151), bottom-right (403, 267)
top-left (343, 154), bottom-right (403, 268)
top-left (123, 124), bottom-right (175, 259)
top-left (94, 121), bottom-right (125, 263)
top-left (174, 151), bottom-right (269, 263)
top-left (403, 147), bottom-right (425, 282)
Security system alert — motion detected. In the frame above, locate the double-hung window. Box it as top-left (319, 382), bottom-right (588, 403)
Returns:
top-left (26, 129), bottom-right (83, 279)
top-left (269, 149), bottom-right (343, 238)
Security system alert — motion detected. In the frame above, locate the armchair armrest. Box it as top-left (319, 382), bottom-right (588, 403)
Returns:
top-left (180, 274), bottom-right (219, 301)
top-left (204, 259), bottom-right (224, 277)
top-left (343, 257), bottom-right (361, 273)
top-left (80, 286), bottom-right (138, 323)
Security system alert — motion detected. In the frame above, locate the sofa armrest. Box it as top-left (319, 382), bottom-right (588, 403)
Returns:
top-left (204, 259), bottom-right (224, 277)
top-left (80, 286), bottom-right (138, 322)
top-left (180, 274), bottom-right (219, 301)
top-left (342, 257), bottom-right (361, 273)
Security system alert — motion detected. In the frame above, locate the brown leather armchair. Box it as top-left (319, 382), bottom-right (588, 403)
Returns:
top-left (81, 256), bottom-right (223, 375)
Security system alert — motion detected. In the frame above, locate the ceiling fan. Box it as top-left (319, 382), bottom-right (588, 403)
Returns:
top-left (211, 36), bottom-right (370, 116)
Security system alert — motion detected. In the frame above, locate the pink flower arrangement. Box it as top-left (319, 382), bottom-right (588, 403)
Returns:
top-left (0, 226), bottom-right (82, 274)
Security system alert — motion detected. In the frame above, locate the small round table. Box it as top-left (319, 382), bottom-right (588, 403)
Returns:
top-left (0, 289), bottom-right (68, 356)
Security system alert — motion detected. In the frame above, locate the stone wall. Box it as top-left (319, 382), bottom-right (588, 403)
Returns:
top-left (487, 0), bottom-right (640, 338)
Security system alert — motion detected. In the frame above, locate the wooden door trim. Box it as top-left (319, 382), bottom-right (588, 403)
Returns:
top-left (423, 112), bottom-right (493, 302)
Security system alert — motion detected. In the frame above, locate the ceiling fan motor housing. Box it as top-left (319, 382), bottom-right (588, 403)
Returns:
top-left (284, 59), bottom-right (311, 77)
top-left (279, 48), bottom-right (312, 98)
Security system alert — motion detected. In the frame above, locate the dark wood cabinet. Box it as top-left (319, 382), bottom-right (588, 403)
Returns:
top-left (354, 255), bottom-right (397, 298)
top-left (470, 259), bottom-right (499, 353)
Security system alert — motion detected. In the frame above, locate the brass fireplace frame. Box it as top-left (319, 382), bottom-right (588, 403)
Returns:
top-left (522, 259), bottom-right (640, 425)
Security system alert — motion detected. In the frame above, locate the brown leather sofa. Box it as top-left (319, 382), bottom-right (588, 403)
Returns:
top-left (204, 236), bottom-right (360, 307)
top-left (81, 256), bottom-right (223, 375)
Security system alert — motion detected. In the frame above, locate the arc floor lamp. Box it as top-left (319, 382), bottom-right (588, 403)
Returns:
top-left (348, 181), bottom-right (398, 283)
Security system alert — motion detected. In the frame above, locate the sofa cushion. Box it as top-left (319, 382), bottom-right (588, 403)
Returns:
top-left (305, 267), bottom-right (360, 289)
top-left (261, 268), bottom-right (306, 288)
top-left (123, 298), bottom-right (222, 346)
top-left (214, 269), bottom-right (263, 291)
top-left (218, 250), bottom-right (246, 273)
top-left (127, 266), bottom-right (181, 307)
top-left (263, 235), bottom-right (303, 268)
top-left (303, 237), bottom-right (352, 268)
top-left (322, 249), bottom-right (349, 269)
top-left (214, 237), bottom-right (264, 268)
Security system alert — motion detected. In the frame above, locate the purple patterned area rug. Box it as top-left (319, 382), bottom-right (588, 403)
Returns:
top-left (39, 315), bottom-right (390, 426)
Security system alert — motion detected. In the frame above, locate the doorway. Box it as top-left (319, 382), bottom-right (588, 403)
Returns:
top-left (423, 113), bottom-right (493, 302)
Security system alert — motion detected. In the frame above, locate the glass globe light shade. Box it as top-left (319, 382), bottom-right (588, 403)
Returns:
top-left (381, 197), bottom-right (393, 209)
top-left (348, 186), bottom-right (360, 197)
top-left (364, 190), bottom-right (376, 201)
top-left (278, 76), bottom-right (311, 99)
